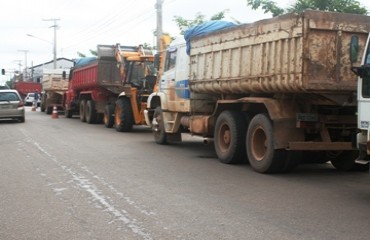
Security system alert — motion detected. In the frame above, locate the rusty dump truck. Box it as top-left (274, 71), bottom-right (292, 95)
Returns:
top-left (145, 10), bottom-right (370, 173)
top-left (64, 44), bottom-right (156, 129)
top-left (40, 69), bottom-right (69, 114)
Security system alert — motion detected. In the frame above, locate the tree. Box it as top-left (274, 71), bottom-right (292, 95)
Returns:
top-left (246, 0), bottom-right (368, 16)
top-left (173, 10), bottom-right (229, 35)
top-left (246, 0), bottom-right (284, 16)
top-left (76, 49), bottom-right (98, 58)
top-left (77, 52), bottom-right (86, 58)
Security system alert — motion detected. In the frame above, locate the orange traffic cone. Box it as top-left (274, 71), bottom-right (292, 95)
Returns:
top-left (51, 105), bottom-right (59, 119)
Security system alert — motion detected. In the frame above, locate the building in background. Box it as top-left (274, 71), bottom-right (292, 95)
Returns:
top-left (28, 57), bottom-right (73, 83)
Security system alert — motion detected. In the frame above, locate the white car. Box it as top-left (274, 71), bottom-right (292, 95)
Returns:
top-left (24, 93), bottom-right (41, 106)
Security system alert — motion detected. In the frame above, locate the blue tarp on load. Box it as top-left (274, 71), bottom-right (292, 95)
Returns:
top-left (184, 20), bottom-right (236, 55)
top-left (74, 57), bottom-right (97, 68)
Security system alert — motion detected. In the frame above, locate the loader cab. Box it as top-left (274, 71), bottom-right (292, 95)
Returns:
top-left (126, 61), bottom-right (156, 92)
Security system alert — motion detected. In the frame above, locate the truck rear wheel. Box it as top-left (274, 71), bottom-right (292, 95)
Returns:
top-left (329, 151), bottom-right (358, 171)
top-left (214, 111), bottom-right (246, 164)
top-left (153, 107), bottom-right (167, 144)
top-left (115, 98), bottom-right (134, 132)
top-left (65, 109), bottom-right (73, 118)
top-left (80, 100), bottom-right (86, 122)
top-left (46, 106), bottom-right (53, 115)
top-left (246, 114), bottom-right (284, 173)
top-left (86, 100), bottom-right (97, 124)
top-left (104, 104), bottom-right (114, 128)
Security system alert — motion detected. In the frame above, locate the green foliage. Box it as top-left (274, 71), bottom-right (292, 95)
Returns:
top-left (143, 42), bottom-right (154, 50)
top-left (89, 49), bottom-right (98, 56)
top-left (287, 0), bottom-right (368, 14)
top-left (173, 10), bottom-right (229, 35)
top-left (6, 80), bottom-right (12, 88)
top-left (246, 0), bottom-right (284, 16)
top-left (77, 49), bottom-right (98, 58)
top-left (246, 0), bottom-right (368, 16)
top-left (77, 52), bottom-right (86, 58)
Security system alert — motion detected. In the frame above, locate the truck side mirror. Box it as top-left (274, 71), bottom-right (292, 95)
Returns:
top-left (62, 71), bottom-right (66, 79)
top-left (154, 53), bottom-right (160, 70)
top-left (68, 69), bottom-right (73, 81)
top-left (350, 35), bottom-right (359, 64)
top-left (1, 69), bottom-right (5, 75)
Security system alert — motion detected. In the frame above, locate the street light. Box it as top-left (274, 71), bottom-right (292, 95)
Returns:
top-left (26, 31), bottom-right (57, 69)
top-left (26, 34), bottom-right (52, 44)
top-left (18, 49), bottom-right (28, 80)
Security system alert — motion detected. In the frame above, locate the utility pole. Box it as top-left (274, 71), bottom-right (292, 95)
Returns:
top-left (155, 0), bottom-right (163, 51)
top-left (18, 50), bottom-right (29, 80)
top-left (43, 18), bottom-right (60, 69)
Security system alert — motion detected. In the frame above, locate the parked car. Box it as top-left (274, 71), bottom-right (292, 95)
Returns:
top-left (0, 89), bottom-right (25, 122)
top-left (24, 92), bottom-right (41, 106)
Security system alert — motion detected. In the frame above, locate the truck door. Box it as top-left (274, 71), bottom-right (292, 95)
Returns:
top-left (160, 43), bottom-right (190, 112)
top-left (357, 35), bottom-right (370, 131)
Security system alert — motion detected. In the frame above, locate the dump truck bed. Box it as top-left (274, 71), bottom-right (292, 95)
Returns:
top-left (13, 82), bottom-right (42, 97)
top-left (42, 70), bottom-right (68, 92)
top-left (189, 10), bottom-right (370, 95)
top-left (72, 60), bottom-right (123, 94)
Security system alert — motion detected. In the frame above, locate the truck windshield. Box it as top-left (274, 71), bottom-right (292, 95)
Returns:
top-left (365, 46), bottom-right (370, 65)
top-left (362, 71), bottom-right (370, 98)
top-left (362, 42), bottom-right (370, 98)
top-left (164, 47), bottom-right (177, 71)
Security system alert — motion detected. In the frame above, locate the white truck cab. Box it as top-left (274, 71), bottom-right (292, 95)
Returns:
top-left (352, 34), bottom-right (370, 163)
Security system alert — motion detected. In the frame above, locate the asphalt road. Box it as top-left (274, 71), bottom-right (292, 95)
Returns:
top-left (1, 107), bottom-right (370, 240)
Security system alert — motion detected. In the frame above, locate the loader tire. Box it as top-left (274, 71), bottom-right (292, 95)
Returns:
top-left (115, 98), bottom-right (134, 132)
top-left (104, 104), bottom-right (115, 128)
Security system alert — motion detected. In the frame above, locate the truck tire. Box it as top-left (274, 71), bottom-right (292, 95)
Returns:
top-left (104, 104), bottom-right (115, 128)
top-left (65, 109), bottom-right (73, 118)
top-left (80, 100), bottom-right (86, 122)
top-left (46, 106), bottom-right (53, 115)
top-left (281, 151), bottom-right (300, 173)
top-left (246, 114), bottom-right (284, 173)
top-left (214, 111), bottom-right (246, 164)
top-left (86, 100), bottom-right (97, 124)
top-left (329, 151), bottom-right (358, 171)
top-left (115, 98), bottom-right (134, 132)
top-left (153, 106), bottom-right (167, 144)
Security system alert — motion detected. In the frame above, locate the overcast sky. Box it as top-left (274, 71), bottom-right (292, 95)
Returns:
top-left (1, 0), bottom-right (370, 82)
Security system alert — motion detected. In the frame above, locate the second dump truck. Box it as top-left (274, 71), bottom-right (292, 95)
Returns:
top-left (64, 44), bottom-right (156, 131)
top-left (145, 10), bottom-right (370, 173)
top-left (41, 69), bottom-right (69, 114)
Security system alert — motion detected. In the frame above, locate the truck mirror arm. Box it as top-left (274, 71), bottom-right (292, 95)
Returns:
top-left (351, 65), bottom-right (370, 78)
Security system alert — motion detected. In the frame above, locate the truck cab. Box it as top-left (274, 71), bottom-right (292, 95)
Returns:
top-left (158, 38), bottom-right (190, 112)
top-left (352, 34), bottom-right (370, 163)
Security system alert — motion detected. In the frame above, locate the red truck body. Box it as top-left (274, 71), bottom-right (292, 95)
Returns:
top-left (64, 59), bottom-right (123, 122)
top-left (13, 81), bottom-right (42, 98)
